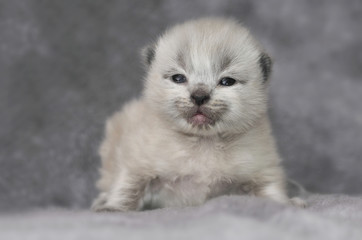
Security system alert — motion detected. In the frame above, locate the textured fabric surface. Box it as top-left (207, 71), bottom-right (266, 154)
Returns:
top-left (1, 194), bottom-right (362, 240)
top-left (0, 0), bottom-right (361, 216)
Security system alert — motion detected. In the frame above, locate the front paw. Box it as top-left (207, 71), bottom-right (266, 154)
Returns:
top-left (290, 197), bottom-right (307, 208)
top-left (92, 204), bottom-right (126, 212)
top-left (91, 193), bottom-right (127, 212)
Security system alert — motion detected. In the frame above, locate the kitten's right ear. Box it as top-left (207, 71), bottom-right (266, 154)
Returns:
top-left (259, 52), bottom-right (273, 82)
top-left (141, 44), bottom-right (156, 67)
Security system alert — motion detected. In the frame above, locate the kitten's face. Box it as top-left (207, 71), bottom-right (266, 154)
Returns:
top-left (144, 19), bottom-right (271, 136)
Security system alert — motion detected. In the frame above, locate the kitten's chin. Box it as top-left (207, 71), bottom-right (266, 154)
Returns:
top-left (176, 117), bottom-right (221, 137)
top-left (184, 106), bottom-right (217, 127)
top-left (188, 112), bottom-right (214, 126)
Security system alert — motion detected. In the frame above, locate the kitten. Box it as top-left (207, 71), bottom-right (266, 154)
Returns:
top-left (92, 18), bottom-right (305, 211)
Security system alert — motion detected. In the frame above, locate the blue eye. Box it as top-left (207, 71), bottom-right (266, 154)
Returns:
top-left (171, 74), bottom-right (187, 84)
top-left (219, 77), bottom-right (236, 86)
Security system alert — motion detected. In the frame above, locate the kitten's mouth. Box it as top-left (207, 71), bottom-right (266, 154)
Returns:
top-left (188, 109), bottom-right (214, 126)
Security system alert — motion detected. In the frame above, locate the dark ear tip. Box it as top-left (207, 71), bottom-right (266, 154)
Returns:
top-left (141, 44), bottom-right (155, 67)
top-left (259, 53), bottom-right (273, 82)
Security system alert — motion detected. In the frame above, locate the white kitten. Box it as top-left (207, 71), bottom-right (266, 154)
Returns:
top-left (92, 18), bottom-right (304, 211)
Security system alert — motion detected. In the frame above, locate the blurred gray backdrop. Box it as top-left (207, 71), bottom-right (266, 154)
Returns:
top-left (0, 0), bottom-right (361, 211)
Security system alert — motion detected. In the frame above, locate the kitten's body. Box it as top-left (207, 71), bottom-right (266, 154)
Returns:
top-left (92, 18), bottom-right (303, 211)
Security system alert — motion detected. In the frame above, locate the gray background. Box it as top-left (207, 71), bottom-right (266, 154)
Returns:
top-left (0, 0), bottom-right (361, 212)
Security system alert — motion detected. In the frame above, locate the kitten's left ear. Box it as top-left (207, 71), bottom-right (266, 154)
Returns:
top-left (259, 53), bottom-right (273, 82)
top-left (141, 44), bottom-right (156, 67)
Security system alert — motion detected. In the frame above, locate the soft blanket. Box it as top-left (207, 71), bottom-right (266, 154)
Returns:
top-left (1, 194), bottom-right (362, 240)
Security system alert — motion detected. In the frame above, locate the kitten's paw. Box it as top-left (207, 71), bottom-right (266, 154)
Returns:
top-left (91, 192), bottom-right (108, 211)
top-left (92, 204), bottom-right (126, 212)
top-left (91, 193), bottom-right (129, 212)
top-left (290, 197), bottom-right (307, 208)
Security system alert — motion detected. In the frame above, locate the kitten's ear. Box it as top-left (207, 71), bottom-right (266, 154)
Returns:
top-left (141, 44), bottom-right (156, 67)
top-left (259, 53), bottom-right (273, 82)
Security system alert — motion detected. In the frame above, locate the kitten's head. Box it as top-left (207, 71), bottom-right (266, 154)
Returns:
top-left (143, 18), bottom-right (272, 136)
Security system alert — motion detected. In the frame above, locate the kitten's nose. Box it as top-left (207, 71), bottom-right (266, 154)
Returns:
top-left (191, 90), bottom-right (210, 106)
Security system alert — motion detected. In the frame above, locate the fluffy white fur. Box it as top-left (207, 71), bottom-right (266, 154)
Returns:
top-left (92, 18), bottom-right (303, 212)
